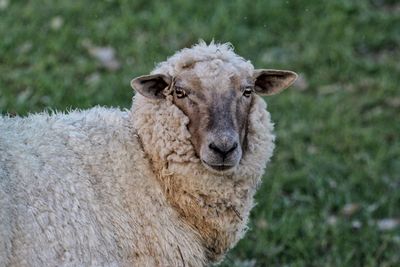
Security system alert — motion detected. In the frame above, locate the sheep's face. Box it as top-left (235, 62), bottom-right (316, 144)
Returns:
top-left (132, 60), bottom-right (297, 173)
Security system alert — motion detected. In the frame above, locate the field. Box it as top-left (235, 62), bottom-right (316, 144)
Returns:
top-left (1, 0), bottom-right (399, 266)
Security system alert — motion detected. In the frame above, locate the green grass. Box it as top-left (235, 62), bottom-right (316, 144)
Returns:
top-left (1, 0), bottom-right (399, 266)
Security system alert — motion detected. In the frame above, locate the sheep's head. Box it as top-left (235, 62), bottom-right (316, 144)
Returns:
top-left (131, 45), bottom-right (297, 173)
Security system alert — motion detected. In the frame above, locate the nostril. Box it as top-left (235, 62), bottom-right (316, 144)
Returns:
top-left (227, 142), bottom-right (238, 154)
top-left (209, 142), bottom-right (223, 154)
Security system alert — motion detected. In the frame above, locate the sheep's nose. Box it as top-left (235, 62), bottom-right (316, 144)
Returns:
top-left (209, 142), bottom-right (238, 158)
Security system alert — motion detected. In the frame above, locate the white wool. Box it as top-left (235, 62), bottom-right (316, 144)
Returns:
top-left (0, 108), bottom-right (205, 266)
top-left (152, 40), bottom-right (254, 79)
top-left (1, 42), bottom-right (276, 266)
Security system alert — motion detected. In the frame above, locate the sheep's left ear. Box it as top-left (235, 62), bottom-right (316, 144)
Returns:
top-left (253, 69), bottom-right (298, 96)
top-left (131, 74), bottom-right (172, 99)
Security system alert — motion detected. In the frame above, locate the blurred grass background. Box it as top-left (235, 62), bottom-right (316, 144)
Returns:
top-left (1, 0), bottom-right (399, 266)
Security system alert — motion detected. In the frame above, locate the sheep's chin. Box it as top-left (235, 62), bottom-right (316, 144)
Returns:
top-left (201, 160), bottom-right (238, 175)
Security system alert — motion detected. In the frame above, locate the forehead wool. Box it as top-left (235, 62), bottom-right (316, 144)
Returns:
top-left (151, 41), bottom-right (254, 78)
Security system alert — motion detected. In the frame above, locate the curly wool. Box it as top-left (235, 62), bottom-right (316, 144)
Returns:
top-left (0, 108), bottom-right (205, 266)
top-left (152, 41), bottom-right (254, 79)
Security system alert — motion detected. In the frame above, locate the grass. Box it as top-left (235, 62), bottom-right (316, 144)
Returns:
top-left (1, 0), bottom-right (399, 266)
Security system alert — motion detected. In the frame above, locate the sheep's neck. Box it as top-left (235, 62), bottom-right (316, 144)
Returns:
top-left (153, 162), bottom-right (257, 262)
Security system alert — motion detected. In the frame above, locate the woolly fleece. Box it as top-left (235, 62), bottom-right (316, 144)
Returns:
top-left (1, 42), bottom-right (275, 266)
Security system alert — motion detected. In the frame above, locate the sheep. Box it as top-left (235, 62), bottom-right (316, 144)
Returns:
top-left (0, 41), bottom-right (297, 267)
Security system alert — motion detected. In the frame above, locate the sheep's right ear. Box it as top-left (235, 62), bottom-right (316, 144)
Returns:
top-left (131, 74), bottom-right (171, 99)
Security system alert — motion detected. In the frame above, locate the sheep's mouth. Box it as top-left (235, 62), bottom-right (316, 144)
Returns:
top-left (201, 160), bottom-right (236, 172)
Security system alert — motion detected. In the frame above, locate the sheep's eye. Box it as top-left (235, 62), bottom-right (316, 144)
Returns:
top-left (175, 87), bottom-right (187, 99)
top-left (243, 87), bottom-right (253, 97)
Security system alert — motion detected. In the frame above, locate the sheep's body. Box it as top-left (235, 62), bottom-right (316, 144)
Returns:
top-left (0, 42), bottom-right (277, 266)
top-left (0, 108), bottom-right (205, 266)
